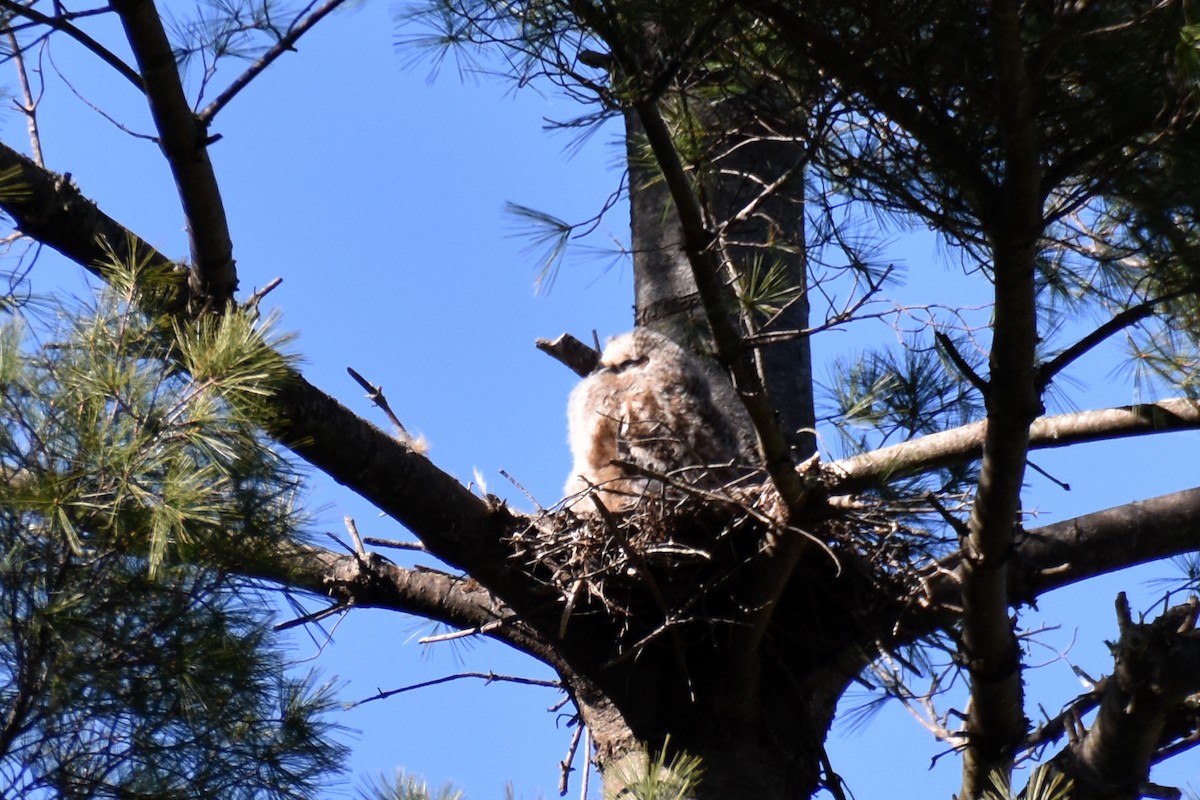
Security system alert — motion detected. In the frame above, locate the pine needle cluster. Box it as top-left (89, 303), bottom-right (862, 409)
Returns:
top-left (0, 264), bottom-right (346, 798)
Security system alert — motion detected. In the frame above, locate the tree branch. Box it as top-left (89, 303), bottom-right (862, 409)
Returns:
top-left (110, 0), bottom-right (237, 304)
top-left (1038, 297), bottom-right (1173, 390)
top-left (196, 0), bottom-right (351, 126)
top-left (912, 486), bottom-right (1200, 629)
top-left (0, 138), bottom-right (558, 633)
top-left (0, 0), bottom-right (143, 90)
top-left (249, 541), bottom-right (563, 668)
top-left (0, 137), bottom-right (189, 303)
top-left (536, 332), bottom-right (599, 377)
top-left (830, 399), bottom-right (1200, 492)
top-left (952, 2), bottom-right (1045, 790)
top-left (1050, 596), bottom-right (1200, 800)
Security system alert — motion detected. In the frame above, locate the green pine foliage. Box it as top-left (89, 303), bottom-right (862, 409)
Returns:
top-left (0, 265), bottom-right (347, 798)
top-left (604, 739), bottom-right (703, 800)
top-left (358, 770), bottom-right (468, 800)
top-left (980, 765), bottom-right (1073, 800)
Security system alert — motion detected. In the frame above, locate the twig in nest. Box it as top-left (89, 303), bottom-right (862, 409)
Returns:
top-left (559, 578), bottom-right (585, 639)
top-left (590, 493), bottom-right (695, 700)
top-left (611, 458), bottom-right (841, 572)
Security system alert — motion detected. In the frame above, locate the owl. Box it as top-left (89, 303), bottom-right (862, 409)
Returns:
top-left (564, 328), bottom-right (741, 511)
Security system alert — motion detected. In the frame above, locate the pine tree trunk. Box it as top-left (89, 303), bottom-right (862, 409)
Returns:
top-left (625, 109), bottom-right (815, 459)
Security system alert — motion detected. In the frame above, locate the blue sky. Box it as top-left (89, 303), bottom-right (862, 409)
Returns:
top-left (15, 1), bottom-right (1200, 797)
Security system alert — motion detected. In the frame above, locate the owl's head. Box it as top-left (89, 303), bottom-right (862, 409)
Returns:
top-left (597, 329), bottom-right (676, 374)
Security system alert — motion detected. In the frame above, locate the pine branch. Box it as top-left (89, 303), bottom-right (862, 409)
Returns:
top-left (1048, 595), bottom-right (1200, 800)
top-left (751, 0), bottom-right (995, 214)
top-left (111, 0), bottom-right (237, 305)
top-left (1037, 296), bottom-right (1176, 390)
top-left (196, 0), bottom-right (352, 126)
top-left (911, 486), bottom-right (1200, 633)
top-left (0, 0), bottom-right (143, 90)
top-left (0, 138), bottom-right (563, 648)
top-left (830, 399), bottom-right (1200, 492)
top-left (252, 543), bottom-right (562, 667)
top-left (948, 3), bottom-right (1046, 790)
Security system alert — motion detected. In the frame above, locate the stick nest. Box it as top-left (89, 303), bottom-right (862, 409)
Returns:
top-left (509, 479), bottom-right (939, 651)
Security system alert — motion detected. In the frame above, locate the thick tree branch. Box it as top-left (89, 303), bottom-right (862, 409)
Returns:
top-left (830, 399), bottom-right (1200, 493)
top-left (1012, 488), bottom-right (1200, 603)
top-left (913, 486), bottom-right (1200, 630)
top-left (1050, 596), bottom-right (1200, 800)
top-left (954, 3), bottom-right (1044, 791)
top-left (111, 0), bottom-right (237, 304)
top-left (0, 139), bottom-right (557, 632)
top-left (0, 138), bottom-right (188, 304)
top-left (248, 541), bottom-right (563, 668)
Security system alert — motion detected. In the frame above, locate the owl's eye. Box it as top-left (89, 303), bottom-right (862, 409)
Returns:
top-left (612, 356), bottom-right (649, 372)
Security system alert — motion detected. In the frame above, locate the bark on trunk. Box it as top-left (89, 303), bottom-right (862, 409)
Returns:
top-left (574, 661), bottom-right (849, 800)
top-left (625, 109), bottom-right (814, 461)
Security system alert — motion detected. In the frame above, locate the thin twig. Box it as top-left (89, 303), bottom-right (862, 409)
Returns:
top-left (579, 727), bottom-right (591, 800)
top-left (45, 45), bottom-right (157, 140)
top-left (244, 276), bottom-right (282, 312)
top-left (558, 722), bottom-right (584, 796)
top-left (362, 536), bottom-right (427, 552)
top-left (1037, 294), bottom-right (1183, 390)
top-left (197, 0), bottom-right (350, 125)
top-left (345, 671), bottom-right (562, 709)
top-left (0, 0), bottom-right (143, 89)
top-left (1026, 459), bottom-right (1070, 491)
top-left (274, 599), bottom-right (351, 631)
top-left (418, 618), bottom-right (505, 644)
top-left (500, 468), bottom-right (543, 511)
top-left (934, 330), bottom-right (988, 395)
top-left (6, 29), bottom-right (43, 165)
top-left (346, 366), bottom-right (409, 435)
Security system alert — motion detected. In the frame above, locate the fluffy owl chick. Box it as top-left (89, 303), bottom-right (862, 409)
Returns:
top-left (564, 329), bottom-right (740, 511)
